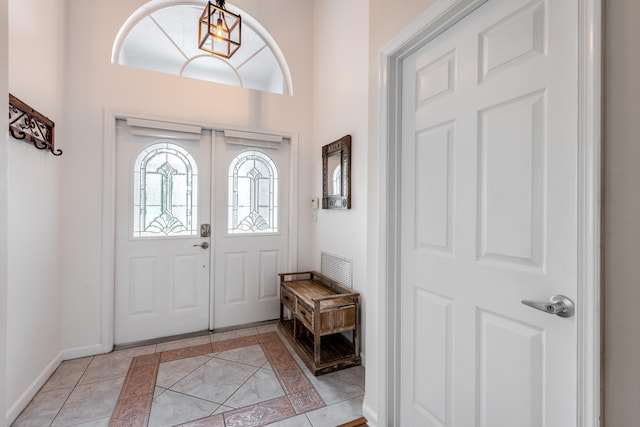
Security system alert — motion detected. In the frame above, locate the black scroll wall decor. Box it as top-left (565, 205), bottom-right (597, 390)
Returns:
top-left (8, 94), bottom-right (62, 156)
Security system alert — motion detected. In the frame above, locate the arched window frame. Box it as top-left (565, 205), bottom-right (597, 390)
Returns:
top-left (228, 150), bottom-right (278, 234)
top-left (111, 0), bottom-right (294, 95)
top-left (133, 142), bottom-right (199, 237)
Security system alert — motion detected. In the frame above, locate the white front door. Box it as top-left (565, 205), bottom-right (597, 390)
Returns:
top-left (400, 0), bottom-right (578, 425)
top-left (115, 120), bottom-right (211, 345)
top-left (212, 133), bottom-right (290, 328)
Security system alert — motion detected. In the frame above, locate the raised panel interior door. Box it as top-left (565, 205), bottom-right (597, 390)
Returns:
top-left (115, 120), bottom-right (212, 345)
top-left (400, 0), bottom-right (578, 425)
top-left (212, 133), bottom-right (290, 328)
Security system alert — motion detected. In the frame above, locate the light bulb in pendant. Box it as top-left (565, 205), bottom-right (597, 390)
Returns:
top-left (215, 16), bottom-right (224, 38)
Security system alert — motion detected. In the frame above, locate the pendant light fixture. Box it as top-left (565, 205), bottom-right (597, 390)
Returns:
top-left (198, 0), bottom-right (241, 59)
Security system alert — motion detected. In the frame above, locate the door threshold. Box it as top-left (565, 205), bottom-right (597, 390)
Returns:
top-left (113, 318), bottom-right (279, 351)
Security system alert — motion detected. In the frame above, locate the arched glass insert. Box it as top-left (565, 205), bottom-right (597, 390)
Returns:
top-left (112, 1), bottom-right (293, 95)
top-left (133, 142), bottom-right (198, 237)
top-left (228, 150), bottom-right (278, 234)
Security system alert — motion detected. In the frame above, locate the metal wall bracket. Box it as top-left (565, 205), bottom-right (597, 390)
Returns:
top-left (8, 94), bottom-right (62, 156)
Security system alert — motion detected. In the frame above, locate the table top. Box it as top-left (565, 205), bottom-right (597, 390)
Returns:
top-left (282, 279), bottom-right (357, 310)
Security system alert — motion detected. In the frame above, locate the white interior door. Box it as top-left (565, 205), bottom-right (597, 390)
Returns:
top-left (400, 0), bottom-right (578, 425)
top-left (115, 120), bottom-right (212, 345)
top-left (212, 132), bottom-right (290, 328)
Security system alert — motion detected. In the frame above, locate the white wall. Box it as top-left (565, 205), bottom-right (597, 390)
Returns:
top-left (364, 0), bottom-right (437, 425)
top-left (6, 0), bottom-right (66, 423)
top-left (310, 1), bottom-right (439, 423)
top-left (60, 0), bottom-right (315, 352)
top-left (1, 0), bottom-right (9, 424)
top-left (311, 0), bottom-right (369, 357)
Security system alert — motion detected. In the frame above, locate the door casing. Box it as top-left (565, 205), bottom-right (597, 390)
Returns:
top-left (374, 0), bottom-right (602, 426)
top-left (101, 112), bottom-right (299, 351)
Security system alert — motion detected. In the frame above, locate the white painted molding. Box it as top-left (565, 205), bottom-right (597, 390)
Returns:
top-left (374, 48), bottom-right (391, 427)
top-left (63, 344), bottom-right (107, 361)
top-left (102, 110), bottom-right (117, 354)
top-left (288, 133), bottom-right (299, 273)
top-left (5, 352), bottom-right (63, 425)
top-left (377, 0), bottom-right (601, 425)
top-left (224, 129), bottom-right (284, 144)
top-left (379, 0), bottom-right (488, 56)
top-left (362, 402), bottom-right (379, 427)
top-left (127, 118), bottom-right (202, 135)
top-left (208, 130), bottom-right (217, 331)
top-left (377, 3), bottom-right (488, 423)
top-left (5, 343), bottom-right (108, 424)
top-left (577, 0), bottom-right (603, 425)
top-left (5, 342), bottom-right (104, 424)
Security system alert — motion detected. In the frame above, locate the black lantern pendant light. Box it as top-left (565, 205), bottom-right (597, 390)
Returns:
top-left (198, 0), bottom-right (241, 59)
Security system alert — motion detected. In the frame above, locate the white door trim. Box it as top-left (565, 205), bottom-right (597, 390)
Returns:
top-left (376, 0), bottom-right (602, 425)
top-left (101, 111), bottom-right (299, 352)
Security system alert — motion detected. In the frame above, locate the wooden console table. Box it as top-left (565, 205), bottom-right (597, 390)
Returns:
top-left (278, 271), bottom-right (361, 375)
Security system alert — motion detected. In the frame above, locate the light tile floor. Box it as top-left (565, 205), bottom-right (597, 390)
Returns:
top-left (12, 323), bottom-right (364, 427)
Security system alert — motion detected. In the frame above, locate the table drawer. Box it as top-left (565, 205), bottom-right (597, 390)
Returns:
top-left (280, 285), bottom-right (296, 313)
top-left (296, 303), bottom-right (314, 330)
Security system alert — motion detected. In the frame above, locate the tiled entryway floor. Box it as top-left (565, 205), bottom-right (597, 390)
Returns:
top-left (12, 323), bottom-right (365, 426)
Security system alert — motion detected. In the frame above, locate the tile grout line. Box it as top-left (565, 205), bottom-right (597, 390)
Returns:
top-left (216, 363), bottom-right (264, 412)
top-left (257, 334), bottom-right (326, 416)
top-left (49, 355), bottom-right (96, 427)
top-left (109, 352), bottom-right (161, 427)
top-left (109, 332), bottom-right (329, 427)
top-left (158, 354), bottom-right (213, 391)
top-left (175, 333), bottom-right (296, 426)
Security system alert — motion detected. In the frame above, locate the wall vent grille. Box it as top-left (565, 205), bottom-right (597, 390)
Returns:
top-left (321, 251), bottom-right (353, 289)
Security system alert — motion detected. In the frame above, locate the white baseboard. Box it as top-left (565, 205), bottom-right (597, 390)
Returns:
top-left (362, 402), bottom-right (378, 427)
top-left (62, 343), bottom-right (107, 360)
top-left (6, 343), bottom-right (109, 425)
top-left (5, 351), bottom-right (63, 425)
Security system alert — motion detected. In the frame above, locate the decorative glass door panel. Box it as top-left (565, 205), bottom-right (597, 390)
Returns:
top-left (228, 150), bottom-right (278, 234)
top-left (133, 143), bottom-right (199, 237)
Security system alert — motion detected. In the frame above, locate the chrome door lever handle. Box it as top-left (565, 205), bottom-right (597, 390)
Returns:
top-left (521, 295), bottom-right (575, 318)
top-left (193, 242), bottom-right (209, 249)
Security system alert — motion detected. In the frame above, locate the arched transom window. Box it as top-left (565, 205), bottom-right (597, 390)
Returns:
top-left (133, 142), bottom-right (199, 237)
top-left (228, 150), bottom-right (278, 234)
top-left (112, 1), bottom-right (293, 95)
